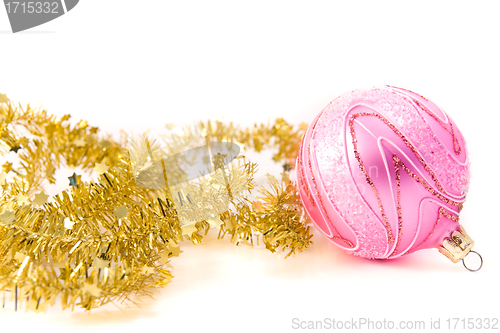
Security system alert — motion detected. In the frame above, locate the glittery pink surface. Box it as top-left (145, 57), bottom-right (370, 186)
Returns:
top-left (296, 86), bottom-right (470, 259)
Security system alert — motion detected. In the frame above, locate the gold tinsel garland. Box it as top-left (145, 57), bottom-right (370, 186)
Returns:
top-left (0, 93), bottom-right (312, 312)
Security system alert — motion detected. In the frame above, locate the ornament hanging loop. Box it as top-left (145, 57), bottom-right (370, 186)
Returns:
top-left (439, 225), bottom-right (483, 272)
top-left (462, 250), bottom-right (483, 272)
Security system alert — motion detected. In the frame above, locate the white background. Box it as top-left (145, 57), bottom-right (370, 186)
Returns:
top-left (1, 1), bottom-right (500, 332)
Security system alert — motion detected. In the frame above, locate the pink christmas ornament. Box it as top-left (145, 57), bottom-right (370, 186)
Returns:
top-left (296, 86), bottom-right (481, 269)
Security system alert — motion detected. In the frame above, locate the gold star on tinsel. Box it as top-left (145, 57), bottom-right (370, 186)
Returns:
top-left (44, 123), bottom-right (56, 136)
top-left (93, 257), bottom-right (111, 269)
top-left (207, 215), bottom-right (223, 228)
top-left (167, 244), bottom-right (183, 258)
top-left (93, 162), bottom-right (109, 175)
top-left (0, 93), bottom-right (9, 103)
top-left (77, 120), bottom-right (88, 129)
top-left (281, 171), bottom-right (290, 183)
top-left (265, 173), bottom-right (278, 183)
top-left (9, 145), bottom-right (22, 153)
top-left (0, 210), bottom-right (15, 225)
top-left (141, 266), bottom-right (155, 275)
top-left (2, 162), bottom-right (13, 174)
top-left (60, 114), bottom-right (71, 122)
top-left (81, 283), bottom-right (102, 297)
top-left (113, 205), bottom-right (129, 219)
top-left (33, 192), bottom-right (49, 206)
top-left (68, 172), bottom-right (81, 188)
top-left (14, 252), bottom-right (28, 263)
top-left (14, 193), bottom-right (29, 205)
top-left (223, 218), bottom-right (234, 230)
top-left (159, 251), bottom-right (171, 264)
top-left (72, 138), bottom-right (86, 147)
top-left (212, 152), bottom-right (227, 169)
top-left (100, 140), bottom-right (112, 149)
top-left (180, 223), bottom-right (197, 236)
top-left (202, 155), bottom-right (211, 165)
top-left (63, 217), bottom-right (75, 230)
top-left (45, 164), bottom-right (56, 184)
